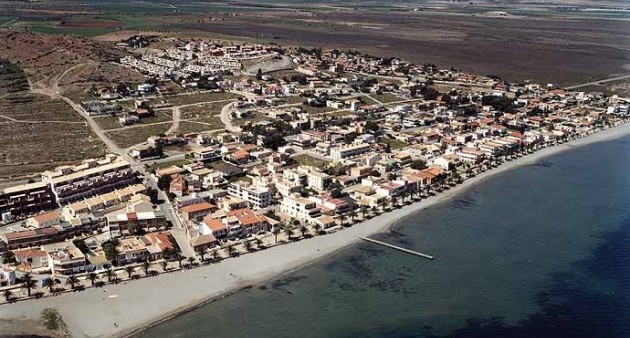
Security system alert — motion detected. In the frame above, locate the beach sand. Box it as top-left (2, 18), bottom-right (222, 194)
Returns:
top-left (1, 124), bottom-right (629, 338)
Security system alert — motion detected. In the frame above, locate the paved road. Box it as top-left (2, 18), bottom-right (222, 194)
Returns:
top-left (565, 74), bottom-right (630, 90)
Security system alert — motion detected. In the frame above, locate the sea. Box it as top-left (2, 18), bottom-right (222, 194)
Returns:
top-left (137, 133), bottom-right (630, 338)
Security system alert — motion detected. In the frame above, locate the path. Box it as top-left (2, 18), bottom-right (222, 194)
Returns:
top-left (565, 74), bottom-right (630, 90)
top-left (0, 115), bottom-right (86, 124)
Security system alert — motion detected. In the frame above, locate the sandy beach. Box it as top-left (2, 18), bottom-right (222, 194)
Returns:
top-left (1, 123), bottom-right (629, 338)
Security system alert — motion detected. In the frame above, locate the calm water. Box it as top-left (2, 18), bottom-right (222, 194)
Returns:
top-left (138, 134), bottom-right (630, 338)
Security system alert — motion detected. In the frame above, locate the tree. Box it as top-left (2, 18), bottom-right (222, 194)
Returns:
top-left (299, 225), bottom-right (308, 238)
top-left (284, 227), bottom-right (294, 240)
top-left (157, 175), bottom-right (172, 191)
top-left (87, 272), bottom-right (99, 287)
top-left (410, 159), bottom-right (427, 170)
top-left (161, 260), bottom-right (169, 272)
top-left (124, 266), bottom-right (135, 279)
top-left (244, 240), bottom-right (253, 252)
top-left (210, 250), bottom-right (219, 262)
top-left (2, 251), bottom-right (16, 265)
top-left (104, 268), bottom-right (115, 283)
top-left (42, 277), bottom-right (55, 293)
top-left (65, 275), bottom-right (79, 290)
top-left (312, 223), bottom-right (322, 235)
top-left (3, 289), bottom-right (13, 302)
top-left (102, 239), bottom-right (119, 266)
top-left (272, 228), bottom-right (281, 244)
top-left (255, 238), bottom-right (263, 249)
top-left (187, 257), bottom-right (196, 268)
top-left (175, 253), bottom-right (185, 269)
top-left (41, 308), bottom-right (69, 337)
top-left (196, 247), bottom-right (207, 262)
top-left (226, 245), bottom-right (236, 257)
top-left (22, 272), bottom-right (36, 297)
top-left (142, 261), bottom-right (151, 275)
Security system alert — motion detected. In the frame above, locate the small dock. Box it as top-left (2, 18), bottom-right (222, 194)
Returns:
top-left (360, 237), bottom-right (435, 260)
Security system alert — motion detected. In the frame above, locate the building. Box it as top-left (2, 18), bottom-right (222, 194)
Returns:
top-left (199, 208), bottom-right (269, 240)
top-left (115, 232), bottom-right (174, 265)
top-left (180, 202), bottom-right (217, 223)
top-left (41, 155), bottom-right (136, 205)
top-left (43, 241), bottom-right (87, 276)
top-left (1, 227), bottom-right (63, 250)
top-left (25, 211), bottom-right (61, 229)
top-left (227, 181), bottom-right (271, 209)
top-left (280, 195), bottom-right (322, 223)
top-left (106, 211), bottom-right (166, 238)
top-left (14, 248), bottom-right (49, 271)
top-left (0, 182), bottom-right (56, 221)
top-left (330, 143), bottom-right (371, 161)
top-left (0, 267), bottom-right (16, 286)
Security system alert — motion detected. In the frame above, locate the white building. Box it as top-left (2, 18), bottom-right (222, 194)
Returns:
top-left (227, 181), bottom-right (271, 209)
top-left (280, 195), bottom-right (321, 223)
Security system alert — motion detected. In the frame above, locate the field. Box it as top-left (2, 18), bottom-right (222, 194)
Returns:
top-left (0, 61), bottom-right (106, 177)
top-left (94, 110), bottom-right (173, 131)
top-left (166, 92), bottom-right (241, 106)
top-left (106, 123), bottom-right (171, 148)
top-left (290, 154), bottom-right (330, 168)
top-left (178, 121), bottom-right (223, 134)
top-left (378, 136), bottom-right (408, 150)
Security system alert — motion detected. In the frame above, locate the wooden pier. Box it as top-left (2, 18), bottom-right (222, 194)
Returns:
top-left (359, 237), bottom-right (435, 260)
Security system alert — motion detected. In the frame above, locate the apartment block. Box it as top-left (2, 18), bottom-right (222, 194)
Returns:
top-left (41, 155), bottom-right (136, 205)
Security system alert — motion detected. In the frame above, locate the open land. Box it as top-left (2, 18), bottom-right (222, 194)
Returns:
top-left (1, 123), bottom-right (628, 338)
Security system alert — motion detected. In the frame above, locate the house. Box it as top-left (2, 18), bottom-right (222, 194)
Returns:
top-left (280, 195), bottom-right (322, 223)
top-left (129, 144), bottom-right (161, 160)
top-left (180, 202), bottom-right (218, 223)
top-left (115, 231), bottom-right (175, 265)
top-left (227, 181), bottom-right (271, 209)
top-left (43, 241), bottom-right (87, 276)
top-left (26, 211), bottom-right (61, 229)
top-left (14, 248), bottom-right (49, 271)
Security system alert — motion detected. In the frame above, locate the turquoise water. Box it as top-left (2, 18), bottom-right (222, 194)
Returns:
top-left (138, 134), bottom-right (630, 338)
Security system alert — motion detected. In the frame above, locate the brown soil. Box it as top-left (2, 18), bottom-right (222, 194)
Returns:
top-left (57, 19), bottom-right (123, 29)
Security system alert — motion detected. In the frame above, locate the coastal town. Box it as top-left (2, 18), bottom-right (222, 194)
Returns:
top-left (0, 36), bottom-right (629, 307)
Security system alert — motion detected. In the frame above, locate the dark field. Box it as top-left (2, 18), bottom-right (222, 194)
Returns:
top-left (2, 1), bottom-right (629, 86)
top-left (190, 10), bottom-right (630, 86)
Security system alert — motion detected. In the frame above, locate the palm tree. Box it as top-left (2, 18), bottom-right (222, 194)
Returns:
top-left (21, 272), bottom-right (36, 297)
top-left (360, 205), bottom-right (369, 219)
top-left (65, 275), bottom-right (79, 290)
top-left (42, 277), bottom-right (55, 293)
top-left (196, 247), bottom-right (207, 262)
top-left (105, 268), bottom-right (115, 283)
top-left (349, 210), bottom-right (358, 222)
top-left (272, 228), bottom-right (281, 244)
top-left (312, 223), bottom-right (322, 235)
top-left (87, 272), bottom-right (99, 286)
top-left (187, 257), bottom-right (196, 269)
top-left (175, 253), bottom-right (185, 269)
top-left (284, 227), bottom-right (294, 241)
top-left (299, 225), bottom-right (308, 238)
top-left (142, 261), bottom-right (151, 275)
top-left (2, 251), bottom-right (16, 266)
top-left (161, 260), bottom-right (169, 272)
top-left (226, 245), bottom-right (236, 257)
top-left (340, 214), bottom-right (347, 226)
top-left (209, 250), bottom-right (219, 262)
top-left (3, 289), bottom-right (13, 302)
top-left (244, 240), bottom-right (253, 252)
top-left (255, 238), bottom-right (263, 249)
top-left (124, 266), bottom-right (135, 279)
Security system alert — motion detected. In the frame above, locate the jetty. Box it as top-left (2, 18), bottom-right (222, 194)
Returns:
top-left (359, 237), bottom-right (435, 260)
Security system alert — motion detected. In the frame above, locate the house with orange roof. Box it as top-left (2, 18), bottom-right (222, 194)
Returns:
top-left (26, 211), bottom-right (61, 229)
top-left (180, 202), bottom-right (218, 223)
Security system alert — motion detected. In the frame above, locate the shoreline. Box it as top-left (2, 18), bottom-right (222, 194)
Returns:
top-left (1, 123), bottom-right (629, 338)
